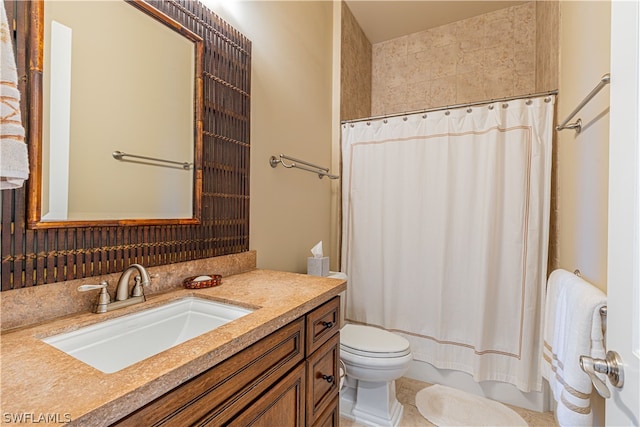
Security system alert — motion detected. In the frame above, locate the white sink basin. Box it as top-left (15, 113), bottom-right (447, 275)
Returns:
top-left (43, 297), bottom-right (253, 373)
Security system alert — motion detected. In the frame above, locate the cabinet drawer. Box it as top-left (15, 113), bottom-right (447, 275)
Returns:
top-left (306, 296), bottom-right (340, 355)
top-left (306, 332), bottom-right (340, 426)
top-left (113, 318), bottom-right (305, 426)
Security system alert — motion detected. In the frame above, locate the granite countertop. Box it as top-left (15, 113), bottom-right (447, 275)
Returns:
top-left (0, 269), bottom-right (346, 426)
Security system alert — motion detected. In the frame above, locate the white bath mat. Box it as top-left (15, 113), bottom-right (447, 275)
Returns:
top-left (415, 384), bottom-right (528, 426)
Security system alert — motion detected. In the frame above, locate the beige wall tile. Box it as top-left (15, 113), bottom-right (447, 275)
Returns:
top-left (514, 71), bottom-right (536, 95)
top-left (484, 68), bottom-right (514, 99)
top-left (341, 1), bottom-right (372, 121)
top-left (378, 36), bottom-right (408, 58)
top-left (485, 43), bottom-right (515, 71)
top-left (407, 30), bottom-right (433, 54)
top-left (457, 48), bottom-right (484, 75)
top-left (431, 46), bottom-right (458, 78)
top-left (385, 55), bottom-right (410, 87)
top-left (457, 71), bottom-right (486, 102)
top-left (430, 76), bottom-right (457, 107)
top-left (456, 14), bottom-right (485, 52)
top-left (407, 51), bottom-right (432, 83)
top-left (485, 10), bottom-right (514, 49)
top-left (406, 80), bottom-right (431, 110)
top-left (535, 1), bottom-right (559, 92)
top-left (430, 23), bottom-right (457, 47)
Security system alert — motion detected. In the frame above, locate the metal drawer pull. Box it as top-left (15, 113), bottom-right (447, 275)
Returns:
top-left (321, 321), bottom-right (334, 329)
top-left (321, 374), bottom-right (334, 384)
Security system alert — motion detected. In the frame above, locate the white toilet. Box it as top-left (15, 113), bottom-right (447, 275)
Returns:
top-left (340, 323), bottom-right (412, 426)
top-left (328, 272), bottom-right (412, 427)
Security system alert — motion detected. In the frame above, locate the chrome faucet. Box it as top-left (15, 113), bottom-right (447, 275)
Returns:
top-left (78, 264), bottom-right (151, 313)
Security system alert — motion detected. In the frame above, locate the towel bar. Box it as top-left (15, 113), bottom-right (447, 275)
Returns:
top-left (574, 269), bottom-right (607, 334)
top-left (556, 73), bottom-right (610, 133)
top-left (112, 150), bottom-right (193, 170)
top-left (269, 153), bottom-right (339, 180)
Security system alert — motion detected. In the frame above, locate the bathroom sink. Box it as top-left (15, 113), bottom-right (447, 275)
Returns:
top-left (43, 297), bottom-right (253, 373)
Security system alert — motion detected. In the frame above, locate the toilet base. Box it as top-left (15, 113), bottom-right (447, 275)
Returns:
top-left (340, 377), bottom-right (404, 427)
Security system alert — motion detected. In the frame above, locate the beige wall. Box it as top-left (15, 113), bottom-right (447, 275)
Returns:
top-left (557, 1), bottom-right (611, 292)
top-left (370, 2), bottom-right (537, 116)
top-left (209, 1), bottom-right (336, 273)
top-left (557, 3), bottom-right (610, 422)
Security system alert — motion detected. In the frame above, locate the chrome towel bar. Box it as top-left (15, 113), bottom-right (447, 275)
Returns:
top-left (112, 151), bottom-right (193, 170)
top-left (574, 269), bottom-right (607, 334)
top-left (557, 73), bottom-right (610, 133)
top-left (269, 154), bottom-right (339, 180)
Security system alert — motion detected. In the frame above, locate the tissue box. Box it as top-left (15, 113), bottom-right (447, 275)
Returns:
top-left (307, 257), bottom-right (329, 277)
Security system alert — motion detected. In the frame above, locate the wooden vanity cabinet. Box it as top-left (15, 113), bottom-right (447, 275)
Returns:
top-left (112, 296), bottom-right (340, 427)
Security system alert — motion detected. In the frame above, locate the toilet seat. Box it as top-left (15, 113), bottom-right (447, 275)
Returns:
top-left (341, 324), bottom-right (410, 358)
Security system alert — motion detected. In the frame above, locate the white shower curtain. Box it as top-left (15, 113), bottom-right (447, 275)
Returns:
top-left (341, 95), bottom-right (555, 393)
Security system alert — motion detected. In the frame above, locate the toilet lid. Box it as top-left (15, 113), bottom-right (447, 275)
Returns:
top-left (341, 324), bottom-right (410, 356)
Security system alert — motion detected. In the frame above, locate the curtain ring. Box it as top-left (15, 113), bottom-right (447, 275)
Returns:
top-left (526, 99), bottom-right (533, 105)
top-left (383, 119), bottom-right (388, 124)
top-left (545, 97), bottom-right (551, 103)
top-left (466, 108), bottom-right (472, 113)
top-left (502, 103), bottom-right (509, 109)
top-left (366, 122), bottom-right (371, 126)
top-left (350, 123), bottom-right (355, 128)
top-left (403, 116), bottom-right (408, 121)
top-left (445, 111), bottom-right (451, 116)
top-left (488, 105), bottom-right (494, 110)
top-left (422, 114), bottom-right (427, 119)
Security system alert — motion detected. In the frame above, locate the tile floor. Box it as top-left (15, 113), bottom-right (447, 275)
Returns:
top-left (339, 377), bottom-right (558, 427)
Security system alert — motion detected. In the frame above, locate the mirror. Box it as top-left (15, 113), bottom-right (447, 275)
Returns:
top-left (28, 0), bottom-right (203, 228)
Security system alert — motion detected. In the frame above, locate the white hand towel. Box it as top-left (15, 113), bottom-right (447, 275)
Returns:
top-left (1, 0), bottom-right (29, 189)
top-left (542, 269), bottom-right (607, 427)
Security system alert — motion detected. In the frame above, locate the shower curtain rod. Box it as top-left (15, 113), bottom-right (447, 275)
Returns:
top-left (341, 90), bottom-right (559, 125)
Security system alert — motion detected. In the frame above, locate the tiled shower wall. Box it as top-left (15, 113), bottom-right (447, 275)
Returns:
top-left (371, 2), bottom-right (539, 116)
top-left (340, 2), bottom-right (372, 121)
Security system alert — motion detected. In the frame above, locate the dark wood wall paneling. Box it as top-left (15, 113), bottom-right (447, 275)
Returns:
top-left (0, 0), bottom-right (251, 290)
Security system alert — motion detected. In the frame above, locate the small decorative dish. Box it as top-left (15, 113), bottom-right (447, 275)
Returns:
top-left (183, 274), bottom-right (222, 289)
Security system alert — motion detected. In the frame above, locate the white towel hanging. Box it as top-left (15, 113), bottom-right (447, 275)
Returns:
top-left (542, 269), bottom-right (607, 427)
top-left (0, 1), bottom-right (29, 189)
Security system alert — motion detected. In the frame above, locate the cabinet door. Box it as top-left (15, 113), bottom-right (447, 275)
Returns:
top-left (225, 363), bottom-right (306, 427)
top-left (306, 333), bottom-right (340, 426)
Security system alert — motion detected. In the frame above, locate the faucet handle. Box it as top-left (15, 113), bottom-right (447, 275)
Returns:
top-left (78, 281), bottom-right (111, 313)
top-left (131, 276), bottom-right (146, 297)
top-left (78, 281), bottom-right (108, 292)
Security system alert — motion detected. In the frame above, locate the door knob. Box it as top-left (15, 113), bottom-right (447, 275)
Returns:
top-left (579, 351), bottom-right (624, 398)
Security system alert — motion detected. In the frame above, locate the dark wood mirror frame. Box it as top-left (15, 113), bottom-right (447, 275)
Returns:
top-left (26, 0), bottom-right (204, 229)
top-left (2, 0), bottom-right (251, 290)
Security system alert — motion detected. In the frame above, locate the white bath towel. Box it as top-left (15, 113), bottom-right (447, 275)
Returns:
top-left (0, 0), bottom-right (29, 189)
top-left (542, 269), bottom-right (607, 427)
